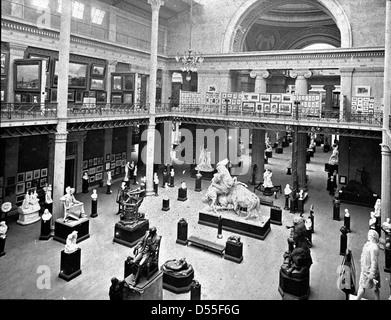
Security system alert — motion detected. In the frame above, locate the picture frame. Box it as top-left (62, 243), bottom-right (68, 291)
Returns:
top-left (270, 103), bottom-right (278, 113)
top-left (90, 78), bottom-right (105, 91)
top-left (95, 173), bottom-right (103, 181)
top-left (1, 52), bottom-right (9, 75)
top-left (260, 94), bottom-right (271, 103)
top-left (281, 94), bottom-right (293, 103)
top-left (16, 182), bottom-right (25, 195)
top-left (15, 93), bottom-right (22, 103)
top-left (111, 94), bottom-right (122, 104)
top-left (355, 86), bottom-right (371, 97)
top-left (14, 59), bottom-right (42, 91)
top-left (89, 176), bottom-right (95, 183)
top-left (93, 158), bottom-right (98, 166)
top-left (122, 152), bottom-right (126, 159)
top-left (242, 102), bottom-right (255, 112)
top-left (96, 91), bottom-right (107, 103)
top-left (264, 103), bottom-right (271, 113)
top-left (249, 94), bottom-right (259, 102)
top-left (106, 154), bottom-right (111, 161)
top-left (75, 90), bottom-right (83, 103)
top-left (105, 162), bottom-right (111, 171)
top-left (53, 60), bottom-right (88, 88)
top-left (40, 168), bottom-right (48, 178)
top-left (33, 169), bottom-right (40, 180)
top-left (17, 172), bottom-right (25, 183)
top-left (123, 74), bottom-right (135, 91)
top-left (115, 167), bottom-right (121, 175)
top-left (339, 175), bottom-right (347, 185)
top-left (82, 160), bottom-right (88, 169)
top-left (271, 94), bottom-right (281, 103)
top-left (26, 181), bottom-right (32, 189)
top-left (123, 92), bottom-right (133, 104)
top-left (88, 167), bottom-right (96, 175)
top-left (115, 160), bottom-right (122, 167)
top-left (67, 90), bottom-right (75, 102)
top-left (88, 159), bottom-right (93, 167)
top-left (96, 165), bottom-right (103, 173)
top-left (25, 171), bottom-right (33, 182)
top-left (39, 178), bottom-right (47, 188)
top-left (278, 103), bottom-right (292, 113)
top-left (21, 93), bottom-right (31, 103)
top-left (15, 194), bottom-right (25, 204)
top-left (255, 103), bottom-right (264, 113)
top-left (110, 155), bottom-right (115, 162)
top-left (91, 64), bottom-right (106, 77)
top-left (110, 162), bottom-right (116, 169)
top-left (112, 75), bottom-right (122, 91)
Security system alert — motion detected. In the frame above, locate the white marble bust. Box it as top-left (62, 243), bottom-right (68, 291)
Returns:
top-left (0, 221), bottom-right (8, 239)
top-left (42, 209), bottom-right (52, 221)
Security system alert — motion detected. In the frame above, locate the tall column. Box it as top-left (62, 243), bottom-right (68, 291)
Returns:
top-left (380, 144), bottom-right (391, 224)
top-left (250, 69), bottom-right (270, 93)
top-left (7, 43), bottom-right (28, 103)
top-left (290, 70), bottom-right (312, 192)
top-left (381, 0), bottom-right (391, 223)
top-left (323, 85), bottom-right (336, 114)
top-left (51, 0), bottom-right (71, 233)
top-left (145, 0), bottom-right (164, 195)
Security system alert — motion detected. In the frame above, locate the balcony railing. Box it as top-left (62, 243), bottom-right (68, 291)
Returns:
top-left (1, 102), bottom-right (384, 128)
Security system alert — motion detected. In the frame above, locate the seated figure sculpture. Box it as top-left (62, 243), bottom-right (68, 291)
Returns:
top-left (61, 186), bottom-right (85, 222)
top-left (64, 231), bottom-right (78, 254)
top-left (203, 159), bottom-right (261, 220)
top-left (126, 227), bottom-right (161, 286)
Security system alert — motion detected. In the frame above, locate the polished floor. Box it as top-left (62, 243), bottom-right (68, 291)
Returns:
top-left (0, 143), bottom-right (390, 300)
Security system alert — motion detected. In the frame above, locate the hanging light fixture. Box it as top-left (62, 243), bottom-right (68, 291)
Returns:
top-left (175, 0), bottom-right (204, 82)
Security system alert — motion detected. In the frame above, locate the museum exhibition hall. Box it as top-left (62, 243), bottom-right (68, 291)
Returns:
top-left (1, 0), bottom-right (391, 301)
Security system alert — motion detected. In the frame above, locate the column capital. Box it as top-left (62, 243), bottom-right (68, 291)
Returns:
top-left (148, 0), bottom-right (164, 10)
top-left (289, 69), bottom-right (312, 79)
top-left (380, 143), bottom-right (391, 155)
top-left (323, 85), bottom-right (336, 91)
top-left (250, 69), bottom-right (270, 79)
top-left (55, 133), bottom-right (68, 142)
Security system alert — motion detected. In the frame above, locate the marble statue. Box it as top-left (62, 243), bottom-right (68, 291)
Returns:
top-left (62, 186), bottom-right (85, 221)
top-left (195, 146), bottom-right (214, 172)
top-left (374, 199), bottom-right (381, 217)
top-left (328, 146), bottom-right (339, 165)
top-left (203, 159), bottom-right (262, 220)
top-left (42, 209), bottom-right (52, 221)
top-left (91, 189), bottom-right (97, 200)
top-left (382, 218), bottom-right (391, 233)
top-left (44, 184), bottom-right (53, 205)
top-left (299, 189), bottom-right (304, 200)
top-left (284, 184), bottom-right (292, 196)
top-left (21, 190), bottom-right (40, 212)
top-left (64, 230), bottom-right (78, 254)
top-left (153, 172), bottom-right (159, 185)
top-left (106, 171), bottom-right (113, 194)
top-left (0, 221), bottom-right (8, 239)
top-left (263, 169), bottom-right (273, 188)
top-left (369, 212), bottom-right (376, 230)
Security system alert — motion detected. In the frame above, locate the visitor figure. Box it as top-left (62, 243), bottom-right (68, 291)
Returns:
top-left (116, 182), bottom-right (127, 215)
top-left (356, 230), bottom-right (381, 300)
top-left (263, 169), bottom-right (273, 188)
top-left (106, 171), bottom-right (112, 194)
top-left (82, 172), bottom-right (89, 193)
top-left (153, 172), bottom-right (159, 196)
top-left (124, 162), bottom-right (130, 187)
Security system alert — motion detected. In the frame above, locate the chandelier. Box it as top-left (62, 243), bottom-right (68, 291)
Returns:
top-left (175, 0), bottom-right (204, 82)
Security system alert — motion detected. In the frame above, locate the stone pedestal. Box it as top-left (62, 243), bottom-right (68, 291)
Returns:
top-left (333, 199), bottom-right (340, 221)
top-left (53, 218), bottom-right (90, 244)
top-left (176, 219), bottom-right (188, 245)
top-left (340, 233), bottom-right (347, 256)
top-left (162, 266), bottom-right (194, 294)
top-left (39, 218), bottom-right (52, 240)
top-left (297, 199), bottom-right (304, 214)
top-left (0, 237), bottom-right (6, 257)
top-left (284, 195), bottom-right (290, 210)
top-left (17, 205), bottom-right (41, 225)
top-left (177, 188), bottom-right (187, 201)
top-left (224, 239), bottom-right (243, 263)
top-left (290, 198), bottom-right (298, 213)
top-left (270, 206), bottom-right (282, 225)
top-left (278, 267), bottom-right (310, 300)
top-left (122, 270), bottom-right (163, 300)
top-left (90, 199), bottom-right (98, 218)
top-left (162, 199), bottom-right (170, 211)
top-left (190, 280), bottom-right (201, 300)
top-left (344, 215), bottom-right (350, 232)
top-left (59, 248), bottom-right (82, 281)
top-left (169, 175), bottom-right (174, 187)
top-left (195, 176), bottom-right (202, 192)
top-left (153, 182), bottom-right (158, 196)
top-left (113, 219), bottom-right (149, 248)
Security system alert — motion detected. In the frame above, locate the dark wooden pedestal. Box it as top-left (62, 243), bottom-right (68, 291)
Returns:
top-left (162, 267), bottom-right (194, 293)
top-left (177, 188), bottom-right (187, 201)
top-left (90, 200), bottom-right (98, 218)
top-left (113, 219), bottom-right (149, 248)
top-left (270, 206), bottom-right (282, 225)
top-left (39, 218), bottom-right (52, 240)
top-left (276, 147), bottom-right (283, 154)
top-left (59, 248), bottom-right (82, 281)
top-left (224, 240), bottom-right (243, 263)
top-left (162, 199), bottom-right (170, 211)
top-left (333, 201), bottom-right (340, 221)
top-left (122, 270), bottom-right (163, 300)
top-left (195, 177), bottom-right (202, 192)
top-left (278, 267), bottom-right (310, 300)
top-left (53, 218), bottom-right (90, 244)
top-left (0, 237), bottom-right (6, 257)
top-left (176, 219), bottom-right (188, 245)
top-left (265, 151), bottom-right (272, 158)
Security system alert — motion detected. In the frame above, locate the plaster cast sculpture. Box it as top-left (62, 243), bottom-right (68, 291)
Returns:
top-left (284, 184), bottom-right (292, 196)
top-left (328, 146), bottom-right (339, 165)
top-left (64, 230), bottom-right (78, 254)
top-left (263, 169), bottom-right (273, 188)
top-left (0, 221), bottom-right (8, 239)
top-left (195, 146), bottom-right (214, 172)
top-left (203, 159), bottom-right (261, 220)
top-left (42, 209), bottom-right (52, 221)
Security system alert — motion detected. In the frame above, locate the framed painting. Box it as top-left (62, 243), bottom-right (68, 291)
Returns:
top-left (95, 173), bottom-right (103, 181)
top-left (264, 103), bottom-right (271, 113)
top-left (260, 94), bottom-right (271, 103)
top-left (339, 175), bottom-right (347, 185)
top-left (106, 154), bottom-right (111, 161)
top-left (17, 172), bottom-right (25, 183)
top-left (123, 92), bottom-right (133, 104)
top-left (91, 64), bottom-right (106, 77)
top-left (26, 181), bottom-right (32, 189)
top-left (75, 90), bottom-right (83, 103)
top-left (50, 88), bottom-right (57, 102)
top-left (355, 86), bottom-right (371, 97)
top-left (281, 94), bottom-right (292, 103)
top-left (82, 161), bottom-right (88, 169)
top-left (16, 182), bottom-right (25, 195)
top-left (33, 169), bottom-right (40, 179)
top-left (88, 167), bottom-right (96, 175)
top-left (105, 162), bottom-right (111, 171)
top-left (242, 102), bottom-right (255, 112)
top-left (271, 94), bottom-right (281, 103)
top-left (279, 103), bottom-right (292, 114)
top-left (270, 103), bottom-right (278, 113)
top-left (93, 158), bottom-right (98, 166)
top-left (25, 171), bottom-right (33, 182)
top-left (123, 74), bottom-right (134, 91)
top-left (249, 94), bottom-right (259, 102)
top-left (41, 168), bottom-right (48, 178)
top-left (90, 78), bottom-right (105, 91)
top-left (96, 165), bottom-right (103, 173)
top-left (14, 59), bottom-right (42, 91)
top-left (53, 60), bottom-right (88, 88)
top-left (110, 162), bottom-right (115, 169)
top-left (122, 152), bottom-right (126, 159)
top-left (21, 93), bottom-right (31, 103)
top-left (68, 90), bottom-right (75, 102)
top-left (112, 75), bottom-right (122, 91)
top-left (96, 91), bottom-right (107, 103)
top-left (111, 94), bottom-right (122, 104)
top-left (88, 159), bottom-right (93, 167)
top-left (40, 178), bottom-right (47, 188)
top-left (89, 175), bottom-right (95, 183)
top-left (16, 194), bottom-right (25, 204)
top-left (255, 103), bottom-right (264, 113)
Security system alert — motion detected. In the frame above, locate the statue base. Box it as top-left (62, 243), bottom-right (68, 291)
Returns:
top-left (276, 147), bottom-right (283, 154)
top-left (17, 206), bottom-right (41, 225)
top-left (278, 266), bottom-right (310, 300)
top-left (122, 270), bottom-right (163, 300)
top-left (39, 218), bottom-right (52, 240)
top-left (177, 188), bottom-right (187, 201)
top-left (270, 206), bottom-right (282, 225)
top-left (198, 210), bottom-right (271, 241)
top-left (162, 267), bottom-right (194, 294)
top-left (113, 219), bottom-right (149, 248)
top-left (59, 248), bottom-right (82, 281)
top-left (53, 218), bottom-right (90, 244)
top-left (224, 240), bottom-right (243, 263)
top-left (191, 165), bottom-right (217, 181)
top-left (0, 237), bottom-right (6, 257)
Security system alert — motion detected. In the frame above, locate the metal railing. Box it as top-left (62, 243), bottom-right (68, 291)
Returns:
top-left (1, 102), bottom-right (384, 127)
top-left (1, 103), bottom-right (58, 119)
